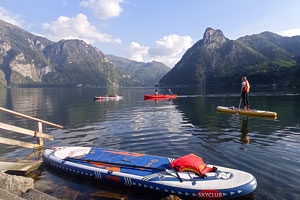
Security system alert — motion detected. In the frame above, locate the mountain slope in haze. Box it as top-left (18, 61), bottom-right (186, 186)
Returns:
top-left (106, 54), bottom-right (170, 86)
top-left (0, 19), bottom-right (125, 87)
top-left (160, 28), bottom-right (300, 87)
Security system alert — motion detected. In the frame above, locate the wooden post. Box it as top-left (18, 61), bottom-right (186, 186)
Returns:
top-left (37, 121), bottom-right (43, 146)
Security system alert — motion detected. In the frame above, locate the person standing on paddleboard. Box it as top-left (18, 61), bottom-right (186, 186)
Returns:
top-left (241, 76), bottom-right (250, 110)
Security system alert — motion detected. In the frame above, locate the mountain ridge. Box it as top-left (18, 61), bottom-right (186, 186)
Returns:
top-left (0, 19), bottom-right (122, 87)
top-left (159, 27), bottom-right (300, 87)
top-left (105, 54), bottom-right (170, 86)
top-left (2, 19), bottom-right (300, 88)
top-left (0, 19), bottom-right (169, 87)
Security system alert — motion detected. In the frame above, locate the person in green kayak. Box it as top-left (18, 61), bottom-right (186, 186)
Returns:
top-left (241, 76), bottom-right (250, 110)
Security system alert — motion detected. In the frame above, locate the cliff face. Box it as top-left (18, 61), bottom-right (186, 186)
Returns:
top-left (0, 19), bottom-right (120, 87)
top-left (0, 19), bottom-right (53, 86)
top-left (160, 28), bottom-right (300, 87)
top-left (41, 40), bottom-right (120, 87)
top-left (0, 19), bottom-right (171, 87)
top-left (2, 18), bottom-right (300, 88)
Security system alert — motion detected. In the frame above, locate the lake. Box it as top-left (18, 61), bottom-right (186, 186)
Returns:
top-left (0, 87), bottom-right (299, 200)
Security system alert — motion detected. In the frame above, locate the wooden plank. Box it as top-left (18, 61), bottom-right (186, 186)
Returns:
top-left (24, 150), bottom-right (43, 160)
top-left (24, 151), bottom-right (37, 160)
top-left (0, 122), bottom-right (54, 140)
top-left (37, 121), bottom-right (43, 145)
top-left (0, 106), bottom-right (63, 128)
top-left (0, 161), bottom-right (41, 171)
top-left (0, 137), bottom-right (43, 149)
top-left (0, 160), bottom-right (42, 173)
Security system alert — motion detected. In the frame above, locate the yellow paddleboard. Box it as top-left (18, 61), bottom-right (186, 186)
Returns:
top-left (217, 106), bottom-right (277, 118)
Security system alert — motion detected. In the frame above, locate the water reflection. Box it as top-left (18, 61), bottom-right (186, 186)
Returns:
top-left (240, 116), bottom-right (250, 144)
top-left (144, 98), bottom-right (175, 106)
top-left (0, 88), bottom-right (300, 199)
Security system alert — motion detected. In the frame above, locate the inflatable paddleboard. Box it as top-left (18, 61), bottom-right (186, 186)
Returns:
top-left (43, 147), bottom-right (257, 199)
top-left (93, 96), bottom-right (123, 101)
top-left (144, 95), bottom-right (177, 99)
top-left (217, 106), bottom-right (277, 118)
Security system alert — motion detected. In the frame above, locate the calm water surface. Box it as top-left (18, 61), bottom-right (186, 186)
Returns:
top-left (0, 87), bottom-right (299, 200)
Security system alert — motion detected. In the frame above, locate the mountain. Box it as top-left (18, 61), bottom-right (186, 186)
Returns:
top-left (0, 19), bottom-right (52, 86)
top-left (106, 54), bottom-right (170, 86)
top-left (0, 19), bottom-right (128, 87)
top-left (159, 28), bottom-right (300, 87)
top-left (41, 40), bottom-right (121, 87)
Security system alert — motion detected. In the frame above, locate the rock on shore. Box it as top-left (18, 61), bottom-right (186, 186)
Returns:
top-left (0, 171), bottom-right (58, 200)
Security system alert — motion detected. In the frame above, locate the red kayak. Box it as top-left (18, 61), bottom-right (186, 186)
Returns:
top-left (144, 94), bottom-right (177, 99)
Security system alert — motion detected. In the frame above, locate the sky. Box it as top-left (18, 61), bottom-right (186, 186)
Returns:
top-left (1, 0), bottom-right (300, 68)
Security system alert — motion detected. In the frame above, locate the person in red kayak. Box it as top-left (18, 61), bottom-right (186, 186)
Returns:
top-left (168, 89), bottom-right (173, 95)
top-left (241, 76), bottom-right (250, 110)
top-left (154, 90), bottom-right (158, 95)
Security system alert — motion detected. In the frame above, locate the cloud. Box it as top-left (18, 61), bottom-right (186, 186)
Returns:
top-left (151, 35), bottom-right (193, 56)
top-left (80, 0), bottom-right (124, 20)
top-left (127, 35), bottom-right (193, 67)
top-left (42, 13), bottom-right (121, 44)
top-left (278, 28), bottom-right (300, 37)
top-left (0, 6), bottom-right (23, 26)
top-left (128, 42), bottom-right (149, 62)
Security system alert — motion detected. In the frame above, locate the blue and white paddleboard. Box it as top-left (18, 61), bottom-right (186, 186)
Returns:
top-left (43, 147), bottom-right (257, 199)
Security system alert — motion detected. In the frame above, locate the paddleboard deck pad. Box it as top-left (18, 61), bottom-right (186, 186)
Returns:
top-left (217, 106), bottom-right (277, 118)
top-left (43, 147), bottom-right (257, 199)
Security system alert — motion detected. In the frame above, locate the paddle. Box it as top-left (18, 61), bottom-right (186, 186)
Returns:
top-left (65, 157), bottom-right (167, 171)
top-left (64, 157), bottom-right (183, 182)
top-left (238, 97), bottom-right (242, 110)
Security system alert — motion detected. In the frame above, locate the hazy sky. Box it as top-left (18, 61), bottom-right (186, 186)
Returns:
top-left (1, 0), bottom-right (300, 67)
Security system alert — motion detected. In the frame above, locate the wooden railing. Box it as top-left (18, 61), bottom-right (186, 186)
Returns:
top-left (0, 106), bottom-right (63, 149)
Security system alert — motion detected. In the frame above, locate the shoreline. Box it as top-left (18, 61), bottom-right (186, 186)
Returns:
top-left (0, 171), bottom-right (182, 200)
top-left (0, 171), bottom-right (58, 200)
